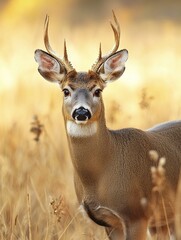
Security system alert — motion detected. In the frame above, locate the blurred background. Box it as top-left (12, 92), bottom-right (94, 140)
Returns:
top-left (0, 0), bottom-right (181, 239)
top-left (1, 0), bottom-right (181, 127)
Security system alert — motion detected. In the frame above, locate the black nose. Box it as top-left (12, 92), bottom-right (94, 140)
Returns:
top-left (72, 107), bottom-right (91, 121)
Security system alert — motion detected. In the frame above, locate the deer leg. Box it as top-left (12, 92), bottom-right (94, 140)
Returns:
top-left (83, 202), bottom-right (127, 239)
top-left (106, 218), bottom-right (148, 240)
top-left (125, 218), bottom-right (148, 240)
top-left (105, 227), bottom-right (125, 240)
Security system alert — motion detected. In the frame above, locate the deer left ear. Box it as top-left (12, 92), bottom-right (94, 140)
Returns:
top-left (99, 49), bottom-right (128, 83)
top-left (34, 49), bottom-right (66, 83)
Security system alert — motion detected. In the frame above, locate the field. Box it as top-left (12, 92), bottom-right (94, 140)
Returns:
top-left (0, 1), bottom-right (181, 239)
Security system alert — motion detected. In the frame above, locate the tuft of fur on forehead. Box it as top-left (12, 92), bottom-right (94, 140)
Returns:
top-left (61, 70), bottom-right (106, 89)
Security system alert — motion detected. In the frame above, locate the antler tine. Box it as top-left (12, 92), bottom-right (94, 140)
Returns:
top-left (91, 11), bottom-right (121, 72)
top-left (44, 15), bottom-right (58, 58)
top-left (109, 11), bottom-right (120, 54)
top-left (98, 43), bottom-right (102, 61)
top-left (63, 40), bottom-right (74, 72)
top-left (44, 15), bottom-right (74, 72)
top-left (64, 39), bottom-right (68, 61)
top-left (109, 22), bottom-right (119, 54)
top-left (112, 10), bottom-right (120, 39)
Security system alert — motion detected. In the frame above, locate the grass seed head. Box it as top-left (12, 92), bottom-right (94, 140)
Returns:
top-left (149, 150), bottom-right (159, 163)
top-left (30, 115), bottom-right (44, 142)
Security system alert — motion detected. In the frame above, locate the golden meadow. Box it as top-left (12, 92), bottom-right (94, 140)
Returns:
top-left (0, 0), bottom-right (181, 239)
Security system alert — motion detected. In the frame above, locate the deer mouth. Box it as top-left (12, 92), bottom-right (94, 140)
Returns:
top-left (75, 119), bottom-right (88, 125)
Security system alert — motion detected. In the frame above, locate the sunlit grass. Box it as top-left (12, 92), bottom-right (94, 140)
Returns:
top-left (0, 2), bottom-right (181, 239)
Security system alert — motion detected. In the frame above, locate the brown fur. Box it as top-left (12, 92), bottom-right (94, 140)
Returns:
top-left (68, 106), bottom-right (181, 239)
top-left (34, 15), bottom-right (181, 238)
top-left (61, 71), bottom-right (105, 90)
top-left (59, 70), bottom-right (181, 238)
top-left (35, 51), bottom-right (181, 239)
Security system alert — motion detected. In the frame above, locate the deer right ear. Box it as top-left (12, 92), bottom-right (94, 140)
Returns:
top-left (34, 49), bottom-right (66, 83)
top-left (99, 49), bottom-right (128, 83)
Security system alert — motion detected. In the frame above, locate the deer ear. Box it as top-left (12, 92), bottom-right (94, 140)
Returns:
top-left (34, 49), bottom-right (66, 83)
top-left (99, 49), bottom-right (128, 83)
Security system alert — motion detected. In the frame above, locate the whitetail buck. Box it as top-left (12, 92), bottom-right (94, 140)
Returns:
top-left (34, 12), bottom-right (181, 240)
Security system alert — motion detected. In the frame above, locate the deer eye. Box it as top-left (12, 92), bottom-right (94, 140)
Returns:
top-left (63, 88), bottom-right (71, 97)
top-left (94, 89), bottom-right (102, 97)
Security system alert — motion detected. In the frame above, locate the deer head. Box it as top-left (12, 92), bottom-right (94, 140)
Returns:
top-left (34, 12), bottom-right (128, 132)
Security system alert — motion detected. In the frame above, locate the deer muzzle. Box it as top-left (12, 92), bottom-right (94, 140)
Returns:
top-left (72, 107), bottom-right (91, 123)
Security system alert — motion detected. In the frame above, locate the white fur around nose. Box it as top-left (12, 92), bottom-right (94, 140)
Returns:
top-left (66, 121), bottom-right (97, 138)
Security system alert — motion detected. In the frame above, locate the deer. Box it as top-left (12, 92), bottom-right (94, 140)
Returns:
top-left (34, 12), bottom-right (181, 240)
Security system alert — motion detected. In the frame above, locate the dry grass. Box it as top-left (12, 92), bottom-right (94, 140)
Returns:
top-left (1, 2), bottom-right (181, 239)
top-left (0, 84), bottom-right (106, 239)
top-left (148, 151), bottom-right (174, 239)
top-left (1, 74), bottom-right (181, 240)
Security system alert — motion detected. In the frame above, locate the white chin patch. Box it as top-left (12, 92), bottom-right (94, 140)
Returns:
top-left (75, 119), bottom-right (88, 125)
top-left (66, 121), bottom-right (97, 138)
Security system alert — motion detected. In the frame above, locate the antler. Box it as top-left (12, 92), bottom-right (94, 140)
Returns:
top-left (91, 11), bottom-right (120, 73)
top-left (44, 15), bottom-right (74, 72)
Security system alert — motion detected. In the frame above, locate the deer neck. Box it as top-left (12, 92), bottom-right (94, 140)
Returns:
top-left (64, 104), bottom-right (110, 186)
